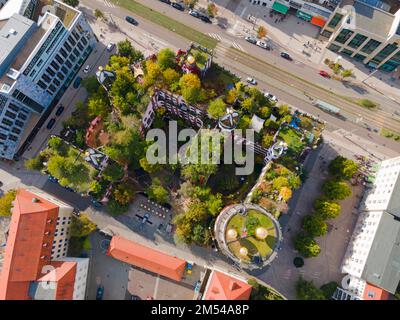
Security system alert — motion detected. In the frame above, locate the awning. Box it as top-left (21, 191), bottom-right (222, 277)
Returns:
top-left (272, 1), bottom-right (289, 14)
top-left (296, 10), bottom-right (312, 21)
top-left (311, 16), bottom-right (326, 27)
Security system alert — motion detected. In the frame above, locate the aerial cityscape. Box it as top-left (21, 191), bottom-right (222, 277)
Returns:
top-left (0, 0), bottom-right (399, 306)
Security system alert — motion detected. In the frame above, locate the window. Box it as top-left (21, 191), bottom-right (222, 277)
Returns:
top-left (5, 111), bottom-right (16, 119)
top-left (50, 61), bottom-right (60, 70)
top-left (61, 66), bottom-right (68, 75)
top-left (46, 67), bottom-right (55, 77)
top-left (370, 43), bottom-right (398, 65)
top-left (48, 85), bottom-right (56, 93)
top-left (64, 42), bottom-right (72, 52)
top-left (2, 119), bottom-right (12, 126)
top-left (8, 104), bottom-right (19, 112)
top-left (57, 72), bottom-right (65, 80)
top-left (360, 39), bottom-right (382, 54)
top-left (81, 37), bottom-right (88, 46)
top-left (65, 60), bottom-right (72, 68)
top-left (328, 13), bottom-right (343, 28)
top-left (15, 120), bottom-right (24, 127)
top-left (321, 30), bottom-right (333, 38)
top-left (77, 42), bottom-right (84, 51)
top-left (348, 33), bottom-right (368, 49)
top-left (354, 53), bottom-right (366, 62)
top-left (17, 113), bottom-right (27, 121)
top-left (53, 78), bottom-right (61, 86)
top-left (42, 74), bottom-right (51, 83)
top-left (68, 35), bottom-right (76, 46)
top-left (328, 43), bottom-right (341, 52)
top-left (72, 30), bottom-right (80, 41)
top-left (73, 48), bottom-right (79, 57)
top-left (69, 54), bottom-right (76, 62)
top-left (8, 135), bottom-right (18, 142)
top-left (60, 48), bottom-right (68, 58)
top-left (341, 48), bottom-right (354, 56)
top-left (55, 54), bottom-right (64, 65)
top-left (334, 29), bottom-right (354, 44)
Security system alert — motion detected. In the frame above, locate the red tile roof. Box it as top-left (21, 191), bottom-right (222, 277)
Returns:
top-left (363, 282), bottom-right (390, 300)
top-left (0, 189), bottom-right (76, 300)
top-left (204, 271), bottom-right (252, 300)
top-left (107, 236), bottom-right (186, 282)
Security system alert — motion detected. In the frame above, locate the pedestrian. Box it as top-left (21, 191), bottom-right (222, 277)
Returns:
top-left (275, 18), bottom-right (278, 23)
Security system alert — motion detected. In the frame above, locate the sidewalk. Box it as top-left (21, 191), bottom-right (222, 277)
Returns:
top-left (208, 0), bottom-right (400, 103)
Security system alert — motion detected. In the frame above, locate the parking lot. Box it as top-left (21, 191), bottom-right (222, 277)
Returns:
top-left (128, 263), bottom-right (206, 300)
top-left (115, 194), bottom-right (174, 240)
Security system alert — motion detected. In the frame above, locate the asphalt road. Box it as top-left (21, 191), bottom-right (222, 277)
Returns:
top-left (82, 0), bottom-right (400, 151)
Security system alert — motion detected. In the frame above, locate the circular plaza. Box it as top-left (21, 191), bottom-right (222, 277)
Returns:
top-left (214, 203), bottom-right (282, 270)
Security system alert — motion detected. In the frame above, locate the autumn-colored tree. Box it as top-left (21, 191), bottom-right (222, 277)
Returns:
top-left (179, 73), bottom-right (201, 104)
top-left (279, 187), bottom-right (292, 202)
top-left (207, 3), bottom-right (218, 17)
top-left (208, 98), bottom-right (226, 118)
top-left (257, 26), bottom-right (267, 39)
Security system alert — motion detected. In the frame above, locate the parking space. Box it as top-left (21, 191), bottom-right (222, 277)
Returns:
top-left (128, 263), bottom-right (206, 300)
top-left (86, 231), bottom-right (130, 300)
top-left (115, 194), bottom-right (174, 239)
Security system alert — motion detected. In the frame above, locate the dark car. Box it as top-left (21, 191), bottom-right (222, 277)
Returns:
top-left (280, 52), bottom-right (293, 61)
top-left (55, 105), bottom-right (64, 116)
top-left (73, 76), bottom-right (82, 89)
top-left (125, 16), bottom-right (138, 26)
top-left (96, 285), bottom-right (104, 300)
top-left (46, 118), bottom-right (56, 129)
top-left (171, 2), bottom-right (184, 10)
top-left (245, 36), bottom-right (257, 44)
top-left (159, 0), bottom-right (171, 3)
top-left (200, 15), bottom-right (212, 23)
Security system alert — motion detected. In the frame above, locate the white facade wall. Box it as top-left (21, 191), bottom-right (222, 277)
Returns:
top-left (62, 257), bottom-right (89, 300)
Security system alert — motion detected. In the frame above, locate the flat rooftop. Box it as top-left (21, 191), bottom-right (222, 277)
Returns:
top-left (0, 14), bottom-right (35, 68)
top-left (352, 0), bottom-right (395, 38)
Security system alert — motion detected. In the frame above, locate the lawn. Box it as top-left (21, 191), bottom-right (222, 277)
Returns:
top-left (112, 0), bottom-right (219, 49)
top-left (226, 210), bottom-right (277, 260)
top-left (278, 126), bottom-right (305, 155)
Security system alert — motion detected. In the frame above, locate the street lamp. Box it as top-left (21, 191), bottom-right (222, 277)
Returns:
top-left (362, 67), bottom-right (379, 84)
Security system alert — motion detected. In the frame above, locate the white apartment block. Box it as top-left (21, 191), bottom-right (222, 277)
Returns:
top-left (0, 0), bottom-right (96, 160)
top-left (340, 156), bottom-right (400, 296)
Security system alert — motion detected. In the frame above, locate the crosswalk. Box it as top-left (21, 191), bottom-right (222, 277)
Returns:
top-left (103, 0), bottom-right (116, 8)
top-left (208, 33), bottom-right (246, 52)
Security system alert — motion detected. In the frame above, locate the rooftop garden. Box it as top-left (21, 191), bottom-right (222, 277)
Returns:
top-left (225, 208), bottom-right (278, 263)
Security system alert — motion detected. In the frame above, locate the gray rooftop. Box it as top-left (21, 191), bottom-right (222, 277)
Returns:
top-left (362, 211), bottom-right (400, 294)
top-left (351, 0), bottom-right (395, 38)
top-left (387, 174), bottom-right (400, 219)
top-left (0, 13), bottom-right (35, 70)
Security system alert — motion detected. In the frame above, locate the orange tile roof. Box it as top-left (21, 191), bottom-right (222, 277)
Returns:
top-left (204, 271), bottom-right (252, 300)
top-left (107, 236), bottom-right (186, 282)
top-left (363, 282), bottom-right (390, 300)
top-left (0, 189), bottom-right (64, 300)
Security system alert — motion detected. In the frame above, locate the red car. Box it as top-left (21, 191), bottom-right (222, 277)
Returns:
top-left (319, 70), bottom-right (330, 78)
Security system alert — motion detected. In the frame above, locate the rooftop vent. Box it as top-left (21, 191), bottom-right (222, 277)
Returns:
top-left (32, 197), bottom-right (39, 203)
top-left (8, 29), bottom-right (16, 36)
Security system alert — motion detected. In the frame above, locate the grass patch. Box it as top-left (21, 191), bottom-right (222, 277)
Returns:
top-left (226, 209), bottom-right (277, 260)
top-left (381, 128), bottom-right (400, 141)
top-left (278, 126), bottom-right (305, 155)
top-left (112, 0), bottom-right (218, 49)
top-left (356, 99), bottom-right (379, 110)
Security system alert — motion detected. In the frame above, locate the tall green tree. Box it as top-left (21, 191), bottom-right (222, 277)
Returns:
top-left (157, 48), bottom-right (176, 70)
top-left (314, 198), bottom-right (341, 219)
top-left (208, 98), bottom-right (226, 118)
top-left (322, 180), bottom-right (351, 200)
top-left (0, 189), bottom-right (17, 217)
top-left (117, 39), bottom-right (144, 63)
top-left (296, 276), bottom-right (326, 300)
top-left (302, 214), bottom-right (328, 237)
top-left (179, 73), bottom-right (201, 104)
top-left (294, 233), bottom-right (321, 258)
top-left (147, 178), bottom-right (169, 204)
top-left (328, 156), bottom-right (358, 180)
top-left (70, 214), bottom-right (97, 238)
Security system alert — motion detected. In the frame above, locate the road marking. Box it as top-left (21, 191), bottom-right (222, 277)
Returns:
top-left (232, 42), bottom-right (245, 52)
top-left (208, 33), bottom-right (222, 41)
top-left (103, 0), bottom-right (116, 8)
top-left (239, 6), bottom-right (247, 18)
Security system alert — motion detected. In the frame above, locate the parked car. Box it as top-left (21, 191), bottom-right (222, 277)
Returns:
top-left (171, 2), bottom-right (184, 10)
top-left (245, 36), bottom-right (257, 44)
top-left (319, 70), bottom-right (330, 78)
top-left (280, 51), bottom-right (293, 61)
top-left (96, 285), bottom-right (104, 300)
top-left (46, 118), bottom-right (56, 130)
top-left (200, 15), bottom-right (212, 23)
top-left (125, 16), bottom-right (138, 26)
top-left (256, 40), bottom-right (269, 50)
top-left (55, 105), bottom-right (64, 116)
top-left (246, 77), bottom-right (257, 85)
top-left (188, 9), bottom-right (201, 18)
top-left (159, 0), bottom-right (171, 3)
top-left (73, 76), bottom-right (82, 89)
top-left (264, 92), bottom-right (278, 103)
top-left (83, 65), bottom-right (90, 73)
top-left (106, 42), bottom-right (115, 52)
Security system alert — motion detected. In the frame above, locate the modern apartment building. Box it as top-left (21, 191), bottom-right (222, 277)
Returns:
top-left (337, 156), bottom-right (400, 299)
top-left (320, 0), bottom-right (400, 71)
top-left (0, 0), bottom-right (96, 160)
top-left (0, 187), bottom-right (89, 300)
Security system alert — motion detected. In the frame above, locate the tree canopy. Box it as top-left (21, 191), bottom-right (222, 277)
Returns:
top-left (147, 178), bottom-right (169, 204)
top-left (296, 277), bottom-right (326, 300)
top-left (322, 180), bottom-right (351, 200)
top-left (302, 214), bottom-right (328, 237)
top-left (157, 48), bottom-right (176, 70)
top-left (314, 198), bottom-right (341, 219)
top-left (208, 98), bottom-right (226, 118)
top-left (70, 214), bottom-right (97, 238)
top-left (328, 156), bottom-right (358, 180)
top-left (117, 39), bottom-right (144, 63)
top-left (294, 233), bottom-right (321, 258)
top-left (179, 73), bottom-right (201, 104)
top-left (0, 189), bottom-right (16, 217)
